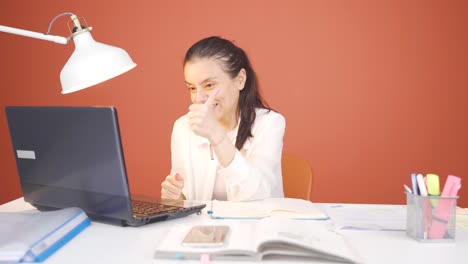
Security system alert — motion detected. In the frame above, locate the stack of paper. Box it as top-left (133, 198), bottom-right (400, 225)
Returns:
top-left (457, 207), bottom-right (468, 229)
top-left (0, 207), bottom-right (90, 263)
top-left (323, 204), bottom-right (406, 231)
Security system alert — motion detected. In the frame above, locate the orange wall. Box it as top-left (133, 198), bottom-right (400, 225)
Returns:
top-left (1, 0), bottom-right (467, 206)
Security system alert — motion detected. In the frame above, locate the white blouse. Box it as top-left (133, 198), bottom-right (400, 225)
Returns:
top-left (170, 108), bottom-right (285, 201)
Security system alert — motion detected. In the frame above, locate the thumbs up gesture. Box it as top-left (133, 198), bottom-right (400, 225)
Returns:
top-left (188, 89), bottom-right (221, 141)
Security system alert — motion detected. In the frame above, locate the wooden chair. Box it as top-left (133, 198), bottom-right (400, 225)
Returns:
top-left (281, 153), bottom-right (313, 200)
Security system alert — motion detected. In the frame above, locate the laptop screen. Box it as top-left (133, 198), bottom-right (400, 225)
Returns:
top-left (6, 106), bottom-right (134, 221)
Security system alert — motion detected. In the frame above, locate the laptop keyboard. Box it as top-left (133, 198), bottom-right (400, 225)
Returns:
top-left (131, 200), bottom-right (180, 217)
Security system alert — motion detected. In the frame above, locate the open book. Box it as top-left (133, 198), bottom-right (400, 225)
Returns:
top-left (154, 218), bottom-right (361, 263)
top-left (210, 198), bottom-right (328, 220)
top-left (0, 207), bottom-right (90, 263)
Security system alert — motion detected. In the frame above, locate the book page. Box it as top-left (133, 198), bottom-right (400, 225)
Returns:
top-left (211, 200), bottom-right (269, 218)
top-left (264, 198), bottom-right (328, 219)
top-left (211, 198), bottom-right (328, 219)
top-left (254, 218), bottom-right (360, 263)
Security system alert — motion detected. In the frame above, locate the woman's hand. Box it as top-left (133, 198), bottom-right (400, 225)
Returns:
top-left (161, 173), bottom-right (185, 200)
top-left (187, 90), bottom-right (222, 143)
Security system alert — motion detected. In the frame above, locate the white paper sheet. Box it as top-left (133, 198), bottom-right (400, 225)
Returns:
top-left (321, 204), bottom-right (406, 231)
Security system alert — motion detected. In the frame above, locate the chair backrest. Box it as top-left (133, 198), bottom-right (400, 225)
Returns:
top-left (281, 153), bottom-right (313, 200)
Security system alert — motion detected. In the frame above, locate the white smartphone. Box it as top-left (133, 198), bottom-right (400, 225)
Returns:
top-left (182, 225), bottom-right (230, 247)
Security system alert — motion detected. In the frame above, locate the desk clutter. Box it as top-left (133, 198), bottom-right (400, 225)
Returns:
top-left (405, 174), bottom-right (462, 242)
top-left (3, 198), bottom-right (468, 263)
top-left (155, 199), bottom-right (362, 263)
top-left (154, 218), bottom-right (361, 263)
top-left (0, 207), bottom-right (90, 263)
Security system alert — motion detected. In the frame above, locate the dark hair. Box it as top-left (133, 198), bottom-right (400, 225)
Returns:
top-left (184, 36), bottom-right (271, 150)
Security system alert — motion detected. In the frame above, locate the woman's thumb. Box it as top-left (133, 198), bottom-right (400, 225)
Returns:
top-left (175, 173), bottom-right (184, 182)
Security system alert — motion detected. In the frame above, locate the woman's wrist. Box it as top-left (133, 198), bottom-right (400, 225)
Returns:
top-left (210, 129), bottom-right (226, 146)
top-left (210, 133), bottom-right (225, 146)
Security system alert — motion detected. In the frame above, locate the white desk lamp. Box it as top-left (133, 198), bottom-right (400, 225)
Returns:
top-left (0, 12), bottom-right (137, 94)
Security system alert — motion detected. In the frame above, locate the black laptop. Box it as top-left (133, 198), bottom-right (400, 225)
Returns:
top-left (5, 106), bottom-right (205, 226)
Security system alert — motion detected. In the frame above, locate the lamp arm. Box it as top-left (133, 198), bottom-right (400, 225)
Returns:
top-left (0, 25), bottom-right (68, 44)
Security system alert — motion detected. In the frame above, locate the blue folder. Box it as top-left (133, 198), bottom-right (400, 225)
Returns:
top-left (0, 207), bottom-right (90, 263)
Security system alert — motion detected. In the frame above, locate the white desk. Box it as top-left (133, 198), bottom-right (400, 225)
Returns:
top-left (1, 198), bottom-right (467, 264)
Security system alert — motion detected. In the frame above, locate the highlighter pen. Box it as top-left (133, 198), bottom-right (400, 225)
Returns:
top-left (403, 184), bottom-right (412, 194)
top-left (426, 174), bottom-right (440, 196)
top-left (416, 173), bottom-right (431, 239)
top-left (426, 174), bottom-right (440, 207)
top-left (416, 174), bottom-right (428, 196)
top-left (411, 173), bottom-right (420, 195)
top-left (410, 173), bottom-right (423, 238)
top-left (428, 175), bottom-right (461, 239)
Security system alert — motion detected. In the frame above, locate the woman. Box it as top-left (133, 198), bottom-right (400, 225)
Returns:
top-left (161, 36), bottom-right (285, 201)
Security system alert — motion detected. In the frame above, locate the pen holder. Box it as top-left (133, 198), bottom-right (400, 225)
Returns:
top-left (406, 193), bottom-right (458, 242)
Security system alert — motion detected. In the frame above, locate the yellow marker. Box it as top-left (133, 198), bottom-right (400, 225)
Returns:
top-left (426, 173), bottom-right (440, 207)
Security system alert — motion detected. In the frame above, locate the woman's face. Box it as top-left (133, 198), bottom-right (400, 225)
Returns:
top-left (184, 57), bottom-right (245, 128)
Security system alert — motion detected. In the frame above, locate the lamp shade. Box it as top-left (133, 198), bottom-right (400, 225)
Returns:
top-left (60, 31), bottom-right (136, 94)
